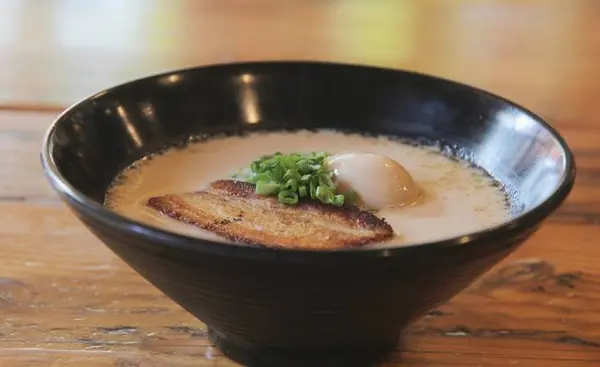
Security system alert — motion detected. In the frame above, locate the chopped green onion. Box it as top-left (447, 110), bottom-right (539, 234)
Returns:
top-left (271, 166), bottom-right (284, 181)
top-left (234, 151), bottom-right (352, 207)
top-left (284, 179), bottom-right (299, 192)
top-left (309, 177), bottom-right (318, 199)
top-left (300, 174), bottom-right (312, 184)
top-left (256, 182), bottom-right (280, 196)
top-left (331, 194), bottom-right (344, 206)
top-left (284, 169), bottom-right (301, 181)
top-left (281, 155), bottom-right (297, 169)
top-left (296, 159), bottom-right (312, 174)
top-left (298, 185), bottom-right (308, 197)
top-left (278, 190), bottom-right (299, 205)
top-left (257, 172), bottom-right (271, 182)
top-left (315, 185), bottom-right (334, 204)
top-left (318, 172), bottom-right (335, 188)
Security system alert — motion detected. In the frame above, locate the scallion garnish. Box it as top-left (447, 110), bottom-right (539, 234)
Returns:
top-left (255, 182), bottom-right (280, 196)
top-left (234, 152), bottom-right (349, 206)
top-left (278, 190), bottom-right (299, 205)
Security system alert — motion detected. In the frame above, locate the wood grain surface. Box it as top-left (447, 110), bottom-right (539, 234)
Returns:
top-left (1, 0), bottom-right (600, 366)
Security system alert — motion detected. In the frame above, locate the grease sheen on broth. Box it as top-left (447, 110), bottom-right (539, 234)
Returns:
top-left (105, 131), bottom-right (510, 247)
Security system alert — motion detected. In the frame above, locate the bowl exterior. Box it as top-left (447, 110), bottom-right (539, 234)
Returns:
top-left (64, 194), bottom-right (533, 366)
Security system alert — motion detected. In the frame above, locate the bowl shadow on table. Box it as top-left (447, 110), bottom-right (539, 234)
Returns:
top-left (41, 61), bottom-right (575, 367)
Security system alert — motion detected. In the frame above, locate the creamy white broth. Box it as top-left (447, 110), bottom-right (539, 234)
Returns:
top-left (105, 131), bottom-right (510, 247)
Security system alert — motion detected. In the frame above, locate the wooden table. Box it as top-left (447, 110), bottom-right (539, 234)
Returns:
top-left (1, 0), bottom-right (599, 365)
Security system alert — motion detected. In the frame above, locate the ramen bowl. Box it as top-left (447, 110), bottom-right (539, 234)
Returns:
top-left (41, 61), bottom-right (575, 367)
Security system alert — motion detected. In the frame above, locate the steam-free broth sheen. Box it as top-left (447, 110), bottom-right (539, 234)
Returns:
top-left (105, 131), bottom-right (511, 247)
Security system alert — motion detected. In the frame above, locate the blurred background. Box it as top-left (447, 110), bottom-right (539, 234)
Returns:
top-left (1, 0), bottom-right (598, 126)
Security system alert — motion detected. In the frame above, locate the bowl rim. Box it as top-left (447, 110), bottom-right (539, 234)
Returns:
top-left (40, 60), bottom-right (576, 261)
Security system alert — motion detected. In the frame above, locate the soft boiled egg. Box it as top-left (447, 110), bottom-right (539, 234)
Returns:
top-left (326, 153), bottom-right (421, 210)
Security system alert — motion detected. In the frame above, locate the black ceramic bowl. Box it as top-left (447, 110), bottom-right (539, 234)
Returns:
top-left (41, 61), bottom-right (575, 367)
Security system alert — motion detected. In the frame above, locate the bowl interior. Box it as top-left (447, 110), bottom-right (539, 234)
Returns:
top-left (43, 61), bottom-right (574, 248)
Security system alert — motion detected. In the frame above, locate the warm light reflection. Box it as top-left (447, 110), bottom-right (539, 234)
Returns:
top-left (116, 105), bottom-right (143, 148)
top-left (139, 101), bottom-right (156, 122)
top-left (239, 74), bottom-right (260, 124)
top-left (457, 236), bottom-right (471, 244)
top-left (159, 74), bottom-right (184, 86)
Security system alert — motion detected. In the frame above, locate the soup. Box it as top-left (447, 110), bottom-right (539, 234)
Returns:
top-left (105, 130), bottom-right (511, 247)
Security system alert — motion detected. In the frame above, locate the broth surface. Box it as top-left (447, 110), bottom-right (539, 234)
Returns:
top-left (105, 131), bottom-right (510, 247)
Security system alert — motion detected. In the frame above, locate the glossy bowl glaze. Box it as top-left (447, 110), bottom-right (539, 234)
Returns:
top-left (41, 61), bottom-right (575, 367)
